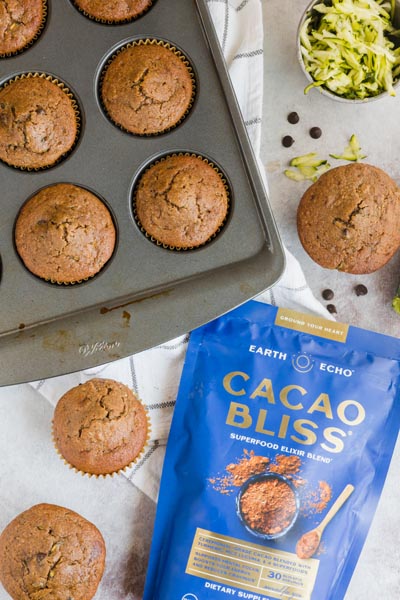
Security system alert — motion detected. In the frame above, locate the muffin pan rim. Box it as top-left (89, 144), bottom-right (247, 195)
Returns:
top-left (0, 0), bottom-right (285, 385)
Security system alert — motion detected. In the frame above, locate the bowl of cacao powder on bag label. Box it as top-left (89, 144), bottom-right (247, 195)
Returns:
top-left (236, 472), bottom-right (300, 540)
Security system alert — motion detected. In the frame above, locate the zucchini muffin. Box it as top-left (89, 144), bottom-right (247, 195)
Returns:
top-left (101, 41), bottom-right (194, 135)
top-left (0, 0), bottom-right (46, 56)
top-left (74, 0), bottom-right (153, 22)
top-left (297, 163), bottom-right (400, 274)
top-left (53, 378), bottom-right (149, 475)
top-left (0, 503), bottom-right (105, 600)
top-left (0, 75), bottom-right (78, 169)
top-left (15, 183), bottom-right (116, 284)
top-left (135, 154), bottom-right (229, 248)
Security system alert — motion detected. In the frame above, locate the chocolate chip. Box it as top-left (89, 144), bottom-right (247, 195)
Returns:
top-left (282, 135), bottom-right (294, 147)
top-left (310, 126), bottom-right (322, 139)
top-left (287, 112), bottom-right (299, 124)
top-left (322, 289), bottom-right (334, 301)
top-left (36, 553), bottom-right (47, 563)
top-left (327, 304), bottom-right (337, 314)
top-left (354, 284), bottom-right (368, 296)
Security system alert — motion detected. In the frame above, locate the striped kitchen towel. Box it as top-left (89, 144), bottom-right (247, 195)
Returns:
top-left (30, 0), bottom-right (330, 503)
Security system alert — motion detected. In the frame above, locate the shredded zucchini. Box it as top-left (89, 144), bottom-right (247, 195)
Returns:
top-left (285, 136), bottom-right (367, 182)
top-left (285, 153), bottom-right (331, 182)
top-left (330, 134), bottom-right (367, 160)
top-left (392, 294), bottom-right (400, 315)
top-left (300, 0), bottom-right (400, 99)
top-left (290, 152), bottom-right (327, 168)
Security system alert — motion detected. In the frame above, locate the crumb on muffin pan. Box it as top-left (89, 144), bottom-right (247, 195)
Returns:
top-left (0, 0), bottom-right (284, 384)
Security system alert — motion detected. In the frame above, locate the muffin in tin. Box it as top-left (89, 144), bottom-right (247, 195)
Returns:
top-left (0, 503), bottom-right (105, 600)
top-left (0, 0), bottom-right (47, 56)
top-left (0, 74), bottom-right (79, 170)
top-left (297, 163), bottom-right (400, 274)
top-left (15, 183), bottom-right (116, 284)
top-left (101, 40), bottom-right (194, 135)
top-left (134, 154), bottom-right (229, 249)
top-left (53, 378), bottom-right (150, 476)
top-left (73, 0), bottom-right (153, 23)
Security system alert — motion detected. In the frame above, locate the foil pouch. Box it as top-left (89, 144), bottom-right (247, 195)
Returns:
top-left (143, 300), bottom-right (400, 600)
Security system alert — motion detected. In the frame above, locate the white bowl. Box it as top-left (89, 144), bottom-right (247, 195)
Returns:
top-left (297, 0), bottom-right (400, 103)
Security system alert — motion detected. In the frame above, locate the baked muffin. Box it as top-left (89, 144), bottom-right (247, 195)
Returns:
top-left (101, 41), bottom-right (194, 135)
top-left (74, 0), bottom-right (153, 22)
top-left (0, 503), bottom-right (105, 600)
top-left (0, 0), bottom-right (46, 56)
top-left (135, 154), bottom-right (229, 248)
top-left (297, 163), bottom-right (400, 274)
top-left (15, 183), bottom-right (116, 284)
top-left (53, 378), bottom-right (149, 475)
top-left (0, 75), bottom-right (78, 169)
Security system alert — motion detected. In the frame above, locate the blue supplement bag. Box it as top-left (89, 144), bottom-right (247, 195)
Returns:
top-left (143, 301), bottom-right (400, 600)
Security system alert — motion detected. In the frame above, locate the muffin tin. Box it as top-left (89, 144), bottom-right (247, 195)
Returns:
top-left (0, 0), bottom-right (285, 386)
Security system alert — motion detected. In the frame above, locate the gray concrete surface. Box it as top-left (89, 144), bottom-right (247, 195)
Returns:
top-left (0, 386), bottom-right (155, 600)
top-left (261, 2), bottom-right (400, 599)
top-left (0, 3), bottom-right (399, 600)
top-left (261, 0), bottom-right (400, 338)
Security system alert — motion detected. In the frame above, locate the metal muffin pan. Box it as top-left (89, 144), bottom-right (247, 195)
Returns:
top-left (0, 0), bottom-right (285, 386)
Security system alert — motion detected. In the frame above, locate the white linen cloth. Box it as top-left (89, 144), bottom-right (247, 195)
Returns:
top-left (30, 0), bottom-right (330, 503)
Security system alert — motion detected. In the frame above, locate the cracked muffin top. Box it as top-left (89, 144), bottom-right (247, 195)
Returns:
top-left (53, 378), bottom-right (149, 475)
top-left (0, 0), bottom-right (46, 56)
top-left (14, 183), bottom-right (116, 284)
top-left (297, 163), bottom-right (400, 274)
top-left (73, 0), bottom-right (153, 22)
top-left (135, 154), bottom-right (229, 248)
top-left (101, 42), bottom-right (194, 135)
top-left (0, 503), bottom-right (105, 600)
top-left (0, 76), bottom-right (78, 169)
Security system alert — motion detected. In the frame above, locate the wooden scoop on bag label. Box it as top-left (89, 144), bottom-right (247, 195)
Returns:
top-left (296, 484), bottom-right (355, 559)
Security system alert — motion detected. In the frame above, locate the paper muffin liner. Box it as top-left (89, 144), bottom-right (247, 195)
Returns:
top-left (99, 38), bottom-right (196, 137)
top-left (14, 184), bottom-right (116, 287)
top-left (45, 275), bottom-right (92, 286)
top-left (0, 72), bottom-right (82, 172)
top-left (0, 0), bottom-right (48, 59)
top-left (42, 271), bottom-right (99, 287)
top-left (41, 251), bottom-right (115, 288)
top-left (42, 262), bottom-right (113, 286)
top-left (132, 152), bottom-right (231, 251)
top-left (51, 402), bottom-right (152, 479)
top-left (71, 0), bottom-right (155, 25)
